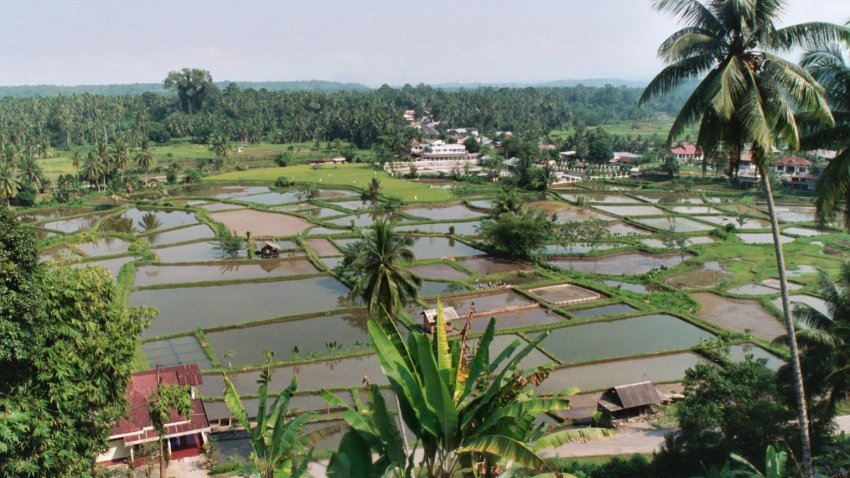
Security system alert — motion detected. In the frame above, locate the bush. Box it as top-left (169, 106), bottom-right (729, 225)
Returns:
top-left (235, 163), bottom-right (248, 171)
top-left (182, 169), bottom-right (203, 184)
top-left (547, 455), bottom-right (654, 478)
top-left (274, 152), bottom-right (291, 167)
top-left (274, 176), bottom-right (294, 188)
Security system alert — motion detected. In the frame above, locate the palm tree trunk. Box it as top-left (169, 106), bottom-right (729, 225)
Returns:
top-left (159, 438), bottom-right (166, 478)
top-left (762, 170), bottom-right (814, 478)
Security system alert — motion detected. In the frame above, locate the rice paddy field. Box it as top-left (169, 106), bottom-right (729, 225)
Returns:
top-left (22, 171), bottom-right (849, 431)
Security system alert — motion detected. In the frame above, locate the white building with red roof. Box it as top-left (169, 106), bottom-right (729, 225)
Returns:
top-left (96, 364), bottom-right (211, 466)
top-left (670, 143), bottom-right (703, 162)
top-left (773, 155), bottom-right (811, 175)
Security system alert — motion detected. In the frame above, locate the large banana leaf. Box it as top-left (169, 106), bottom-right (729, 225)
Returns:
top-left (476, 398), bottom-right (572, 435)
top-left (531, 427), bottom-right (611, 451)
top-left (415, 333), bottom-right (459, 446)
top-left (458, 434), bottom-right (545, 470)
top-left (222, 374), bottom-right (251, 434)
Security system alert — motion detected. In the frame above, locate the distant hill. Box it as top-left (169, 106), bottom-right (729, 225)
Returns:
top-left (0, 80), bottom-right (370, 97)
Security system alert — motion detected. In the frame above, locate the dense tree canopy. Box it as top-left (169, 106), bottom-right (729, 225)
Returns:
top-left (0, 207), bottom-right (153, 476)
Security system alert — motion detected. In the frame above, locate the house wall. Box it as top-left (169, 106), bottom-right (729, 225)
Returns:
top-left (96, 439), bottom-right (131, 463)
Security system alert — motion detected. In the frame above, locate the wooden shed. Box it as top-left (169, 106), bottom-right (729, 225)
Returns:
top-left (421, 306), bottom-right (460, 333)
top-left (259, 241), bottom-right (281, 258)
top-left (597, 381), bottom-right (663, 422)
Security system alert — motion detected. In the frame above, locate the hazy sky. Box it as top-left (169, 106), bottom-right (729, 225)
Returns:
top-left (0, 1), bottom-right (846, 86)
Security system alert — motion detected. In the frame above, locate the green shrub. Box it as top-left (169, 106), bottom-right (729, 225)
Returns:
top-left (274, 176), bottom-right (294, 188)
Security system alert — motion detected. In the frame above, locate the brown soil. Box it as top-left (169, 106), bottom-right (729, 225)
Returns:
top-left (693, 292), bottom-right (785, 340)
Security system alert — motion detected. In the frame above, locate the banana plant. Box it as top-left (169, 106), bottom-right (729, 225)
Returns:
top-left (223, 366), bottom-right (317, 478)
top-left (325, 303), bottom-right (606, 477)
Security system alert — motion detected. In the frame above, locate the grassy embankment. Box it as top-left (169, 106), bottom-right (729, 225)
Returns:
top-left (207, 163), bottom-right (455, 203)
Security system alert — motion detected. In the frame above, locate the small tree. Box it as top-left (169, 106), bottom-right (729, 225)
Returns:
top-left (147, 381), bottom-right (193, 478)
top-left (215, 232), bottom-right (244, 258)
top-left (223, 365), bottom-right (317, 478)
top-left (479, 212), bottom-right (553, 260)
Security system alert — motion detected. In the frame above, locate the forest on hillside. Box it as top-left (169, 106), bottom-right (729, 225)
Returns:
top-left (0, 70), bottom-right (691, 153)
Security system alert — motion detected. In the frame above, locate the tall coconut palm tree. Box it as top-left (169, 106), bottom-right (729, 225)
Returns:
top-left (778, 263), bottom-right (850, 416)
top-left (368, 177), bottom-right (381, 202)
top-left (349, 217), bottom-right (422, 318)
top-left (135, 139), bottom-right (155, 183)
top-left (639, 2), bottom-right (847, 475)
top-left (18, 156), bottom-right (45, 192)
top-left (80, 151), bottom-right (102, 191)
top-left (0, 163), bottom-right (20, 207)
top-left (801, 36), bottom-right (850, 230)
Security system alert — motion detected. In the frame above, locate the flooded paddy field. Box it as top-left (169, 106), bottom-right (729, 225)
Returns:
top-left (135, 259), bottom-right (318, 286)
top-left (633, 217), bottom-right (716, 232)
top-left (539, 314), bottom-right (712, 364)
top-left (41, 212), bottom-right (105, 233)
top-left (395, 221), bottom-right (483, 235)
top-left (549, 252), bottom-right (691, 275)
top-left (528, 284), bottom-right (602, 306)
top-left (593, 205), bottom-right (667, 217)
top-left (133, 276), bottom-right (351, 337)
top-left (143, 224), bottom-right (215, 245)
top-left (71, 256), bottom-right (135, 279)
top-left (199, 354), bottom-right (386, 396)
top-left (153, 241), bottom-right (246, 262)
top-left (537, 352), bottom-right (708, 393)
top-left (409, 262), bottom-right (470, 280)
top-left (100, 208), bottom-right (198, 233)
top-left (456, 256), bottom-right (531, 275)
top-left (729, 344), bottom-right (785, 371)
top-left (569, 303), bottom-right (638, 318)
top-left (210, 209), bottom-right (311, 236)
top-left (693, 292), bottom-right (785, 340)
top-left (143, 336), bottom-right (212, 369)
top-left (407, 236), bottom-right (485, 260)
top-left (73, 237), bottom-right (132, 257)
top-left (18, 206), bottom-right (94, 223)
top-left (203, 311), bottom-right (369, 367)
top-left (695, 215), bottom-right (771, 229)
top-left (403, 204), bottom-right (487, 221)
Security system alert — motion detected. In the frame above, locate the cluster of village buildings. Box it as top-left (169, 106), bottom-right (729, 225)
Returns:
top-left (394, 109), bottom-right (835, 189)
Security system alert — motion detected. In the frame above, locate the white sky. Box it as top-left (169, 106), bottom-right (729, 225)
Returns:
top-left (0, 0), bottom-right (846, 86)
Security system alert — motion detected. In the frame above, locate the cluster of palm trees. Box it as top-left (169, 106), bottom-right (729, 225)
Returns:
top-left (75, 140), bottom-right (155, 192)
top-left (641, 1), bottom-right (848, 475)
top-left (0, 144), bottom-right (46, 206)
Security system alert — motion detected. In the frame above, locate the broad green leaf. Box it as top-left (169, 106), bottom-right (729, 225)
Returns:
top-left (531, 427), bottom-right (610, 451)
top-left (459, 435), bottom-right (545, 470)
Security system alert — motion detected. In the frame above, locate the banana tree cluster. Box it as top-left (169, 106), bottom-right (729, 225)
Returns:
top-left (325, 304), bottom-right (604, 477)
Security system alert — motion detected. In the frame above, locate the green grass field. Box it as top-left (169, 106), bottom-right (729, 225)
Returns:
top-left (206, 163), bottom-right (455, 203)
top-left (550, 115), bottom-right (699, 142)
top-left (38, 156), bottom-right (77, 178)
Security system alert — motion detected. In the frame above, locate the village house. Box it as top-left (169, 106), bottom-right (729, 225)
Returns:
top-left (669, 143), bottom-right (703, 163)
top-left (308, 157), bottom-right (346, 166)
top-left (773, 155), bottom-right (811, 175)
top-left (96, 364), bottom-right (211, 466)
top-left (611, 151), bottom-right (641, 165)
top-left (446, 127), bottom-right (479, 141)
top-left (597, 381), bottom-right (664, 424)
top-left (421, 306), bottom-right (461, 333)
top-left (388, 139), bottom-right (481, 177)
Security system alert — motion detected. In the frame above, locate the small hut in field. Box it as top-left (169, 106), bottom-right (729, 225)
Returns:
top-left (259, 241), bottom-right (281, 259)
top-left (421, 307), bottom-right (460, 333)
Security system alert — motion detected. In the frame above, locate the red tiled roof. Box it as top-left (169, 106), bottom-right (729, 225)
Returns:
top-left (775, 156), bottom-right (811, 167)
top-left (109, 365), bottom-right (209, 441)
top-left (670, 144), bottom-right (700, 156)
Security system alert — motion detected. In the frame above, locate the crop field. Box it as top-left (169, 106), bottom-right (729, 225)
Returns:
top-left (22, 170), bottom-right (847, 441)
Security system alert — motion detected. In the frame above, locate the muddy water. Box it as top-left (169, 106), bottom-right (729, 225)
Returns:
top-left (529, 284), bottom-right (602, 306)
top-left (210, 209), bottom-right (311, 236)
top-left (457, 256), bottom-right (530, 275)
top-left (133, 276), bottom-right (351, 337)
top-left (738, 233), bottom-right (794, 244)
top-left (670, 206), bottom-right (722, 214)
top-left (239, 191), bottom-right (302, 205)
top-left (539, 314), bottom-right (712, 364)
top-left (143, 336), bottom-right (212, 369)
top-left (144, 224), bottom-right (215, 246)
top-left (154, 241), bottom-right (244, 262)
top-left (594, 205), bottom-right (667, 217)
top-left (199, 354), bottom-right (386, 396)
top-left (19, 206), bottom-right (93, 223)
top-left (549, 252), bottom-right (690, 275)
top-left (135, 259), bottom-right (318, 286)
top-left (74, 237), bottom-right (132, 257)
top-left (204, 311), bottom-right (370, 367)
top-left (409, 263), bottom-right (470, 280)
top-left (602, 280), bottom-right (649, 294)
top-left (696, 215), bottom-right (771, 229)
top-left (693, 292), bottom-right (785, 340)
top-left (304, 238), bottom-right (340, 256)
top-left (429, 290), bottom-right (537, 316)
top-left (396, 221), bottom-right (483, 235)
top-left (72, 256), bottom-right (135, 279)
top-left (729, 344), bottom-right (784, 371)
top-left (408, 236), bottom-right (485, 260)
top-left (536, 352), bottom-right (707, 393)
top-left (570, 303), bottom-right (638, 318)
top-left (634, 217), bottom-right (715, 232)
top-left (403, 204), bottom-right (487, 221)
top-left (41, 213), bottom-right (104, 233)
top-left (101, 208), bottom-right (198, 234)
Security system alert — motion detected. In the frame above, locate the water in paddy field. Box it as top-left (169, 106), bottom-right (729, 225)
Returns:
top-left (396, 221), bottom-right (483, 235)
top-left (593, 205), bottom-right (666, 217)
top-left (41, 212), bottom-right (105, 233)
top-left (539, 314), bottom-right (713, 364)
top-left (153, 241), bottom-right (246, 263)
top-left (570, 303), bottom-right (638, 319)
top-left (548, 252), bottom-right (690, 275)
top-left (536, 352), bottom-right (708, 393)
top-left (408, 263), bottom-right (470, 280)
top-left (134, 259), bottom-right (318, 286)
top-left (73, 237), bottom-right (132, 257)
top-left (143, 224), bottom-right (215, 246)
top-left (133, 275), bottom-right (352, 337)
top-left (406, 236), bottom-right (485, 260)
top-left (203, 311), bottom-right (370, 368)
top-left (402, 204), bottom-right (488, 221)
top-left (634, 216), bottom-right (716, 233)
top-left (18, 206), bottom-right (93, 223)
top-left (100, 208), bottom-right (198, 234)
